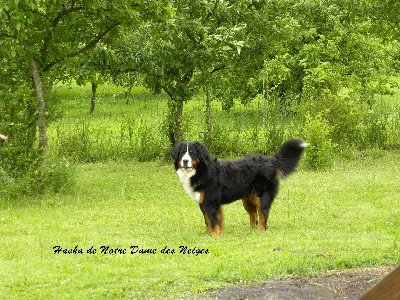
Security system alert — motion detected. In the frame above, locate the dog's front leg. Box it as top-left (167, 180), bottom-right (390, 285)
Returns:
top-left (200, 207), bottom-right (212, 233)
top-left (200, 204), bottom-right (224, 236)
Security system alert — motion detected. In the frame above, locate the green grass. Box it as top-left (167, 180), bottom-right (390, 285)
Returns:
top-left (1, 83), bottom-right (399, 298)
top-left (1, 151), bottom-right (399, 299)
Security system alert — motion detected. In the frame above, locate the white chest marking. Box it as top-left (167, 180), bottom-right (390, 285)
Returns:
top-left (176, 168), bottom-right (201, 203)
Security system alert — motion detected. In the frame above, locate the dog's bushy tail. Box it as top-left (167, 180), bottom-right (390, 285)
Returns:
top-left (274, 139), bottom-right (307, 177)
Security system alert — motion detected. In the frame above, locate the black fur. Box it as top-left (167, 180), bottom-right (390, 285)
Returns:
top-left (171, 139), bottom-right (307, 235)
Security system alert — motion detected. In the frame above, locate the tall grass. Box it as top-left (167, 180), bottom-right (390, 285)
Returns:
top-left (53, 117), bottom-right (169, 162)
top-left (49, 83), bottom-right (400, 167)
top-left (50, 84), bottom-right (170, 162)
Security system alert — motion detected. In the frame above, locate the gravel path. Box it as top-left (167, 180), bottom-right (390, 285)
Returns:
top-left (196, 266), bottom-right (395, 300)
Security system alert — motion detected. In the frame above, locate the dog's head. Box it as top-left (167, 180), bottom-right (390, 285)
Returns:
top-left (171, 141), bottom-right (213, 172)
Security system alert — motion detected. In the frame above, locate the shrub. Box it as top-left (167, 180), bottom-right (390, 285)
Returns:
top-left (0, 150), bottom-right (76, 197)
top-left (303, 112), bottom-right (334, 170)
top-left (131, 120), bottom-right (169, 162)
top-left (54, 117), bottom-right (170, 163)
top-left (0, 167), bottom-right (19, 200)
top-left (385, 105), bottom-right (400, 148)
top-left (201, 93), bottom-right (293, 158)
top-left (356, 113), bottom-right (387, 149)
top-left (32, 156), bottom-right (77, 194)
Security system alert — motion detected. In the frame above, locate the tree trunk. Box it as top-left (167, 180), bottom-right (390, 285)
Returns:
top-left (90, 81), bottom-right (97, 114)
top-left (174, 100), bottom-right (183, 145)
top-left (162, 69), bottom-right (193, 146)
top-left (27, 102), bottom-right (37, 150)
top-left (205, 85), bottom-right (212, 139)
top-left (166, 98), bottom-right (184, 147)
top-left (30, 59), bottom-right (48, 165)
top-left (154, 76), bottom-right (162, 95)
top-left (125, 85), bottom-right (133, 105)
top-left (262, 59), bottom-right (268, 128)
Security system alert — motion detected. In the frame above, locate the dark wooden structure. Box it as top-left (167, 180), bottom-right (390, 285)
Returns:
top-left (359, 265), bottom-right (400, 300)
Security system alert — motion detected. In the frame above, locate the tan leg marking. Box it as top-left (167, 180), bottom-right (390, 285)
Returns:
top-left (242, 197), bottom-right (257, 227)
top-left (211, 207), bottom-right (224, 236)
top-left (202, 210), bottom-right (212, 232)
top-left (198, 191), bottom-right (205, 204)
top-left (243, 194), bottom-right (266, 230)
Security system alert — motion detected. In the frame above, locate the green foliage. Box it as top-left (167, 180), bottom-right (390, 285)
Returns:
top-left (0, 152), bottom-right (76, 198)
top-left (385, 102), bottom-right (400, 147)
top-left (357, 113), bottom-right (388, 149)
top-left (303, 112), bottom-right (334, 170)
top-left (362, 0), bottom-right (400, 40)
top-left (49, 83), bottom-right (400, 166)
top-left (0, 79), bottom-right (71, 196)
top-left (53, 117), bottom-right (169, 163)
top-left (301, 89), bottom-right (399, 151)
top-left (0, 167), bottom-right (18, 199)
top-left (204, 122), bottom-right (288, 159)
top-left (131, 0), bottom-right (285, 144)
top-left (33, 156), bottom-right (77, 194)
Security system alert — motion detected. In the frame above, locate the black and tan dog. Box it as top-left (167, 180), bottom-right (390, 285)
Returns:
top-left (171, 139), bottom-right (307, 236)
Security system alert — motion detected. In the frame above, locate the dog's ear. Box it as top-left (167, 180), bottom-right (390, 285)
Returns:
top-left (193, 142), bottom-right (212, 164)
top-left (171, 143), bottom-right (183, 160)
top-left (193, 142), bottom-right (215, 176)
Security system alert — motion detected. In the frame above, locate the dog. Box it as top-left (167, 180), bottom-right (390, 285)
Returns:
top-left (171, 139), bottom-right (307, 236)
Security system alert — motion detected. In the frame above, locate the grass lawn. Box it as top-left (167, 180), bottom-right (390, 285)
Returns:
top-left (1, 150), bottom-right (399, 299)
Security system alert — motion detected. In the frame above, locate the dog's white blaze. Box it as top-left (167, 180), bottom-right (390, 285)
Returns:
top-left (180, 143), bottom-right (193, 168)
top-left (176, 169), bottom-right (201, 203)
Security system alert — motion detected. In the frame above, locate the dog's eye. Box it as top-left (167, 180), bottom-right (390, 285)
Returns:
top-left (189, 150), bottom-right (193, 153)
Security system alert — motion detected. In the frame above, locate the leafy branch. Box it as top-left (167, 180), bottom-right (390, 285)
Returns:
top-left (41, 2), bottom-right (85, 63)
top-left (43, 22), bottom-right (119, 72)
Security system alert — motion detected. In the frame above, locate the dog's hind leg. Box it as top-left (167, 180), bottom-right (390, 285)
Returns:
top-left (242, 196), bottom-right (258, 227)
top-left (257, 196), bottom-right (271, 230)
top-left (258, 180), bottom-right (279, 230)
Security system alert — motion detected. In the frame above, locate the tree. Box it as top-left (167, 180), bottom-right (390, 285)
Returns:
top-left (136, 0), bottom-right (280, 146)
top-left (0, 0), bottom-right (170, 191)
top-left (137, 0), bottom-right (394, 148)
top-left (361, 0), bottom-right (400, 39)
top-left (359, 0), bottom-right (400, 71)
top-left (71, 45), bottom-right (111, 113)
top-left (0, 0), bottom-right (169, 154)
top-left (106, 29), bottom-right (144, 105)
